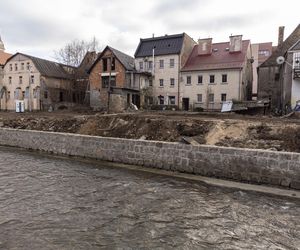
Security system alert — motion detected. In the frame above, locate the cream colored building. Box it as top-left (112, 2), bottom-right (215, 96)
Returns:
top-left (180, 35), bottom-right (253, 111)
top-left (134, 33), bottom-right (195, 107)
top-left (1, 53), bottom-right (75, 111)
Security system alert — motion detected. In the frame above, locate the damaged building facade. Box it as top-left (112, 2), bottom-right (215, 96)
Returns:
top-left (134, 33), bottom-right (196, 108)
top-left (88, 46), bottom-right (139, 112)
top-left (1, 53), bottom-right (76, 111)
top-left (258, 25), bottom-right (300, 112)
top-left (180, 35), bottom-right (253, 111)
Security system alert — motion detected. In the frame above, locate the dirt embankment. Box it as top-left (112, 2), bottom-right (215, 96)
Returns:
top-left (1, 111), bottom-right (300, 153)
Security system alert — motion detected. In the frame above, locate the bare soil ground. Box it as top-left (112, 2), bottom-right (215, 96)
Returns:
top-left (1, 110), bottom-right (300, 152)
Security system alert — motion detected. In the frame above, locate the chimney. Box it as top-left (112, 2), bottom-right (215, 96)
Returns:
top-left (197, 38), bottom-right (212, 55)
top-left (229, 35), bottom-right (243, 53)
top-left (278, 26), bottom-right (285, 47)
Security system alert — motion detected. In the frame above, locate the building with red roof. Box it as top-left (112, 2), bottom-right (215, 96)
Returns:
top-left (180, 35), bottom-right (253, 111)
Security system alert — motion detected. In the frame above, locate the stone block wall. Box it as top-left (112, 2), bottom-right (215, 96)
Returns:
top-left (0, 128), bottom-right (299, 190)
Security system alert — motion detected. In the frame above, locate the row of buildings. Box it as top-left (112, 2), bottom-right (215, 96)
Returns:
top-left (0, 24), bottom-right (300, 112)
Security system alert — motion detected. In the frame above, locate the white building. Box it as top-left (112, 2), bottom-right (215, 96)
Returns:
top-left (134, 33), bottom-right (195, 107)
top-left (289, 40), bottom-right (300, 108)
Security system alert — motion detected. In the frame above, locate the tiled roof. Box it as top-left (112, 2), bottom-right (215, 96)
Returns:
top-left (289, 39), bottom-right (300, 51)
top-left (134, 33), bottom-right (184, 58)
top-left (181, 40), bottom-right (250, 71)
top-left (0, 51), bottom-right (12, 65)
top-left (5, 53), bottom-right (74, 79)
top-left (260, 24), bottom-right (300, 67)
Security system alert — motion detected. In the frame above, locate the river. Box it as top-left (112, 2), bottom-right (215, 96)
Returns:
top-left (0, 146), bottom-right (299, 249)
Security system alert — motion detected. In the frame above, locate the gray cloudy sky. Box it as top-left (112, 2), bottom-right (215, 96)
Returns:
top-left (0, 0), bottom-right (299, 60)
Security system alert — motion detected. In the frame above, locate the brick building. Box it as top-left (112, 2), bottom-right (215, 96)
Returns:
top-left (88, 46), bottom-right (139, 112)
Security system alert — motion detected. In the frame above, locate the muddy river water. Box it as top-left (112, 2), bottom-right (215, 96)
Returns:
top-left (0, 146), bottom-right (299, 249)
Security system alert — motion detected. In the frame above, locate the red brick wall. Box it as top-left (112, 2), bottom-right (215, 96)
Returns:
top-left (89, 48), bottom-right (127, 108)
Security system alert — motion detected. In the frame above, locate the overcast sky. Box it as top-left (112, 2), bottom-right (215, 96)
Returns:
top-left (0, 0), bottom-right (299, 61)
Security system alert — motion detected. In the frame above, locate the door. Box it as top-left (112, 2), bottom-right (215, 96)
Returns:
top-left (182, 98), bottom-right (189, 111)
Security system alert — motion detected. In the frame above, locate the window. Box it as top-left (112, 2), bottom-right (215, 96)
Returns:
top-left (186, 76), bottom-right (191, 85)
top-left (158, 96), bottom-right (164, 105)
top-left (26, 62), bottom-right (30, 70)
top-left (222, 74), bottom-right (227, 83)
top-left (148, 61), bottom-right (153, 70)
top-left (7, 91), bottom-right (10, 99)
top-left (209, 75), bottom-right (215, 84)
top-left (169, 96), bottom-right (175, 105)
top-left (31, 75), bottom-right (34, 84)
top-left (149, 79), bottom-right (153, 87)
top-left (102, 58), bottom-right (108, 72)
top-left (139, 61), bottom-right (143, 70)
top-left (159, 79), bottom-right (164, 87)
top-left (59, 91), bottom-right (64, 102)
top-left (258, 50), bottom-right (270, 56)
top-left (111, 58), bottom-right (115, 71)
top-left (170, 78), bottom-right (175, 87)
top-left (198, 75), bottom-right (203, 84)
top-left (9, 64), bottom-right (12, 71)
top-left (25, 88), bottom-right (29, 98)
top-left (9, 76), bottom-right (12, 84)
top-left (159, 60), bottom-right (164, 69)
top-left (208, 93), bottom-right (214, 103)
top-left (170, 59), bottom-right (175, 68)
top-left (19, 76), bottom-right (23, 84)
top-left (21, 63), bottom-right (24, 70)
top-left (44, 91), bottom-right (48, 99)
top-left (221, 93), bottom-right (227, 102)
top-left (102, 76), bottom-right (116, 88)
top-left (15, 63), bottom-right (18, 71)
top-left (197, 94), bottom-right (202, 103)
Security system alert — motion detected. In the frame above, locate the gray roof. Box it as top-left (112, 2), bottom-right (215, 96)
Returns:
top-left (6, 53), bottom-right (74, 79)
top-left (134, 33), bottom-right (185, 58)
top-left (88, 46), bottom-right (135, 73)
top-left (290, 39), bottom-right (300, 51)
top-left (108, 46), bottom-right (134, 71)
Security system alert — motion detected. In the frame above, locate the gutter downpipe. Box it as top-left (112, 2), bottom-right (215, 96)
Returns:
top-left (178, 55), bottom-right (181, 107)
top-left (238, 69), bottom-right (242, 100)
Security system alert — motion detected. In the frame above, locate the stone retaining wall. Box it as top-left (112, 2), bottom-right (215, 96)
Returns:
top-left (0, 128), bottom-right (299, 190)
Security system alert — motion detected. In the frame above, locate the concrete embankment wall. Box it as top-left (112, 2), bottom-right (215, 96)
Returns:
top-left (0, 128), bottom-right (299, 190)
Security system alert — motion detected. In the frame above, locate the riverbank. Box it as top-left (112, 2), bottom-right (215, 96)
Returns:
top-left (1, 111), bottom-right (300, 152)
top-left (0, 127), bottom-right (299, 191)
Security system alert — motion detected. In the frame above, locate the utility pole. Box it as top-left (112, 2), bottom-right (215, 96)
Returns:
top-left (28, 65), bottom-right (32, 112)
top-left (107, 56), bottom-right (113, 113)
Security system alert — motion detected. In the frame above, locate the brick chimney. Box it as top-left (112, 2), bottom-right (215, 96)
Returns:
top-left (197, 38), bottom-right (212, 55)
top-left (229, 35), bottom-right (243, 53)
top-left (278, 26), bottom-right (285, 47)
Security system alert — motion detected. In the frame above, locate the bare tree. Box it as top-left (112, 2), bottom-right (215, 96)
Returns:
top-left (54, 36), bottom-right (100, 67)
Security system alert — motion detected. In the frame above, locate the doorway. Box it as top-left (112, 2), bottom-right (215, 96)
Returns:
top-left (182, 98), bottom-right (189, 111)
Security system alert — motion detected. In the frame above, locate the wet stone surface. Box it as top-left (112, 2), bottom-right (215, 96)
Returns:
top-left (0, 146), bottom-right (299, 249)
